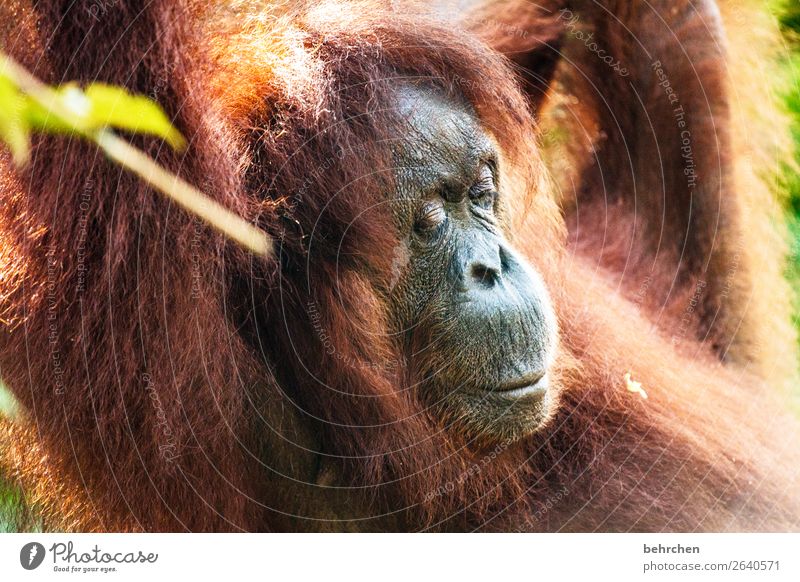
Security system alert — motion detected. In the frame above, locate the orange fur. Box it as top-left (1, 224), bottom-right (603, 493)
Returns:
top-left (0, 0), bottom-right (798, 531)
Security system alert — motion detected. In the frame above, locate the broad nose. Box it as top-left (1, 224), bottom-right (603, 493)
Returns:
top-left (463, 242), bottom-right (503, 290)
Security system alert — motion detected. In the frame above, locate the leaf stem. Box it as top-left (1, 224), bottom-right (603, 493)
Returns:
top-left (96, 131), bottom-right (271, 256)
top-left (1, 54), bottom-right (272, 257)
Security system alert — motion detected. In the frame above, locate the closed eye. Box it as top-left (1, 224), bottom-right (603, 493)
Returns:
top-left (414, 199), bottom-right (448, 237)
top-left (469, 163), bottom-right (497, 210)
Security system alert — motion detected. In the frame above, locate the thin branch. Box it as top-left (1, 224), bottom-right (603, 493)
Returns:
top-left (2, 55), bottom-right (272, 257)
top-left (97, 131), bottom-right (271, 256)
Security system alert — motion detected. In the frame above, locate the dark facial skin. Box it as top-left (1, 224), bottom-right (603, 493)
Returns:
top-left (387, 85), bottom-right (559, 444)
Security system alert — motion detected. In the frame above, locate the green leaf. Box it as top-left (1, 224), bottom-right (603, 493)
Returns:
top-left (0, 381), bottom-right (21, 420)
top-left (0, 73), bottom-right (30, 164)
top-left (0, 57), bottom-right (186, 164)
top-left (24, 84), bottom-right (82, 134)
top-left (84, 83), bottom-right (186, 149)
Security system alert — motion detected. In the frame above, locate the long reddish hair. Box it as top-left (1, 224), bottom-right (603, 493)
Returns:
top-left (0, 0), bottom-right (798, 531)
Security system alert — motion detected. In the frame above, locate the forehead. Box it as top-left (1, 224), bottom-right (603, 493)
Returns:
top-left (391, 84), bottom-right (495, 196)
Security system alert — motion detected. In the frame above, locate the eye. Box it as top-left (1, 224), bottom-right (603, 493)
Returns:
top-left (414, 199), bottom-right (447, 235)
top-left (469, 163), bottom-right (497, 210)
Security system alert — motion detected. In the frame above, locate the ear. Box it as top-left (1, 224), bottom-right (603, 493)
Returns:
top-left (447, 0), bottom-right (790, 374)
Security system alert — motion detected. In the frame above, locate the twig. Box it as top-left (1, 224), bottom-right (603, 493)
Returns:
top-left (1, 55), bottom-right (272, 257)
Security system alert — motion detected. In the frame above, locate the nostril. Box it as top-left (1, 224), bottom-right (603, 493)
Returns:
top-left (470, 263), bottom-right (500, 288)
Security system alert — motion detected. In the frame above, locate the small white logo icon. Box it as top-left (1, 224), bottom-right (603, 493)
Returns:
top-left (20, 542), bottom-right (46, 570)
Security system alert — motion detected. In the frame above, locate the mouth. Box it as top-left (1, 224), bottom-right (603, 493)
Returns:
top-left (493, 371), bottom-right (548, 398)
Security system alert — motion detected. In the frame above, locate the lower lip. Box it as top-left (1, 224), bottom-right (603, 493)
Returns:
top-left (494, 374), bottom-right (548, 398)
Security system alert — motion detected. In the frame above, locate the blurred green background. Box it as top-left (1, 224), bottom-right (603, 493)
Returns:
top-left (778, 0), bottom-right (800, 348)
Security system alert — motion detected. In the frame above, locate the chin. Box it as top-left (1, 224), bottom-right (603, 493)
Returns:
top-left (437, 376), bottom-right (559, 446)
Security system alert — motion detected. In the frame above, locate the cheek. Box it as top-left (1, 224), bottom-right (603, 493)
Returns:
top-left (387, 240), bottom-right (411, 293)
top-left (516, 254), bottom-right (559, 364)
top-left (389, 240), bottom-right (454, 325)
